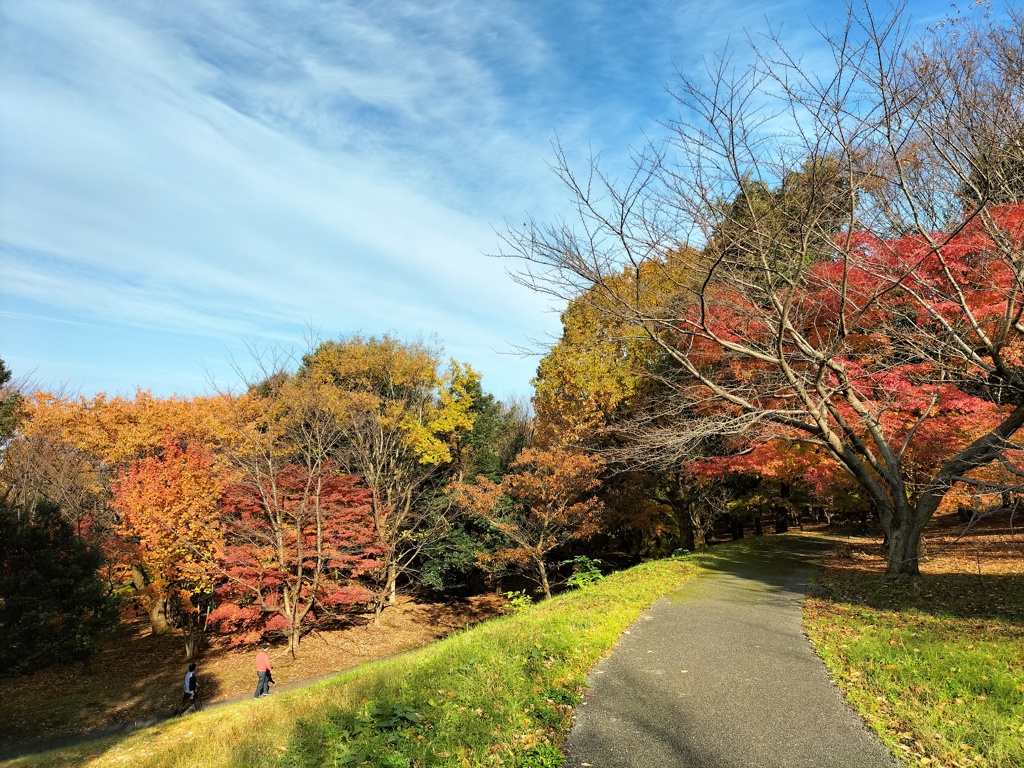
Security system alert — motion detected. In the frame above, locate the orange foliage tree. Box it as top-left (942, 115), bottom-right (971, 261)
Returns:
top-left (456, 446), bottom-right (604, 598)
top-left (111, 431), bottom-right (224, 648)
top-left (8, 391), bottom-right (233, 637)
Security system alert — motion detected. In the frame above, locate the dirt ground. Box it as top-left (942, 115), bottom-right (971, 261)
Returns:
top-left (0, 593), bottom-right (506, 747)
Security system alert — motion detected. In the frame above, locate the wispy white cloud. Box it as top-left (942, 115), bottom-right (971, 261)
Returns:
top-left (0, 0), bottom-right (951, 398)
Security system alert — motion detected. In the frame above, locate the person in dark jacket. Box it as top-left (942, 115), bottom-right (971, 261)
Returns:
top-left (177, 662), bottom-right (199, 714)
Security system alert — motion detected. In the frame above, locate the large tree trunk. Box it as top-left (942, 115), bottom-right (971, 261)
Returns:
top-left (880, 495), bottom-right (931, 577)
top-left (148, 600), bottom-right (170, 635)
top-left (692, 516), bottom-right (707, 549)
top-left (884, 523), bottom-right (922, 577)
top-left (674, 508), bottom-right (696, 550)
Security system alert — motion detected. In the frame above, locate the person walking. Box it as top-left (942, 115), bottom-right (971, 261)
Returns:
top-left (254, 644), bottom-right (273, 699)
top-left (176, 662), bottom-right (200, 715)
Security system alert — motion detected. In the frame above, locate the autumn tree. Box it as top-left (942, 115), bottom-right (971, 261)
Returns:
top-left (0, 393), bottom-right (111, 533)
top-left (532, 259), bottom-right (722, 553)
top-left (215, 352), bottom-right (383, 653)
top-left (456, 446), bottom-right (604, 598)
top-left (2, 390), bottom-right (234, 635)
top-left (298, 336), bottom-right (478, 611)
top-left (212, 464), bottom-right (379, 655)
top-left (2, 390), bottom-right (231, 529)
top-left (505, 4), bottom-right (1024, 576)
top-left (111, 431), bottom-right (223, 651)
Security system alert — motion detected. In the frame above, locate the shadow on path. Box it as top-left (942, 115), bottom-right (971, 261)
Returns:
top-left (562, 534), bottom-right (899, 768)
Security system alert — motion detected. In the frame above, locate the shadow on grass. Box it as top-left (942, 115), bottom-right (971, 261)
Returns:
top-left (690, 532), bottom-right (1024, 626)
top-left (0, 656), bottom-right (227, 763)
top-left (813, 567), bottom-right (1024, 626)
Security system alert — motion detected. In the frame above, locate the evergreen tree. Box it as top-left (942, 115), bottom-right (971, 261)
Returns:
top-left (0, 500), bottom-right (118, 674)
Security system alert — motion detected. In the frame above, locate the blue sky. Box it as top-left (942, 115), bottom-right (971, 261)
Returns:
top-left (0, 0), bottom-right (948, 400)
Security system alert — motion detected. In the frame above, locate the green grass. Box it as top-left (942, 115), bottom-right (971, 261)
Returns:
top-left (805, 569), bottom-right (1024, 767)
top-left (7, 555), bottom-right (701, 768)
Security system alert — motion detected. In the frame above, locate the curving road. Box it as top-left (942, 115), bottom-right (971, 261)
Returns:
top-left (562, 536), bottom-right (899, 768)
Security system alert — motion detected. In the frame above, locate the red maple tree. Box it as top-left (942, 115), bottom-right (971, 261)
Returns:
top-left (210, 464), bottom-right (382, 654)
top-left (664, 205), bottom-right (1024, 572)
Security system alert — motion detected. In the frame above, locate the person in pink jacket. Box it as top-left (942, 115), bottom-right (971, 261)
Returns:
top-left (254, 644), bottom-right (273, 698)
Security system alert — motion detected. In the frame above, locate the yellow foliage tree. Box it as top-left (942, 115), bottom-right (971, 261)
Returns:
top-left (299, 336), bottom-right (478, 611)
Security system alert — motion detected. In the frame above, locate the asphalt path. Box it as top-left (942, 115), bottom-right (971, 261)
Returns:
top-left (562, 536), bottom-right (899, 768)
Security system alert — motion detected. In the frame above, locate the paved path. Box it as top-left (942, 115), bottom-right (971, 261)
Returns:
top-left (562, 536), bottom-right (898, 768)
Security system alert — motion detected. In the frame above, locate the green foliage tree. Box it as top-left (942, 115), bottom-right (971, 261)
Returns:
top-left (0, 358), bottom-right (22, 443)
top-left (419, 384), bottom-right (531, 593)
top-left (0, 500), bottom-right (118, 674)
top-left (456, 382), bottom-right (531, 483)
top-left (707, 155), bottom-right (852, 273)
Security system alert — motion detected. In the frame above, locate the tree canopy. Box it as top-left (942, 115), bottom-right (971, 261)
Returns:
top-left (505, 4), bottom-right (1024, 575)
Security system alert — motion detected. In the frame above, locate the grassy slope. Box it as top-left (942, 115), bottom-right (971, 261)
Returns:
top-left (17, 530), bottom-right (1021, 768)
top-left (0, 595), bottom-right (501, 747)
top-left (805, 542), bottom-right (1024, 767)
top-left (7, 556), bottom-right (701, 768)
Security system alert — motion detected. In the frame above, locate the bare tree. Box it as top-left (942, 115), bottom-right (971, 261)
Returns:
top-left (504, 3), bottom-right (1024, 576)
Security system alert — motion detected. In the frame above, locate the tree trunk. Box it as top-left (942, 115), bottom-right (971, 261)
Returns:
top-left (884, 523), bottom-right (923, 577)
top-left (132, 563), bottom-right (170, 635)
top-left (538, 559), bottom-right (551, 599)
top-left (675, 510), bottom-right (696, 550)
top-left (730, 516), bottom-right (745, 540)
top-left (148, 598), bottom-right (170, 635)
top-left (182, 609), bottom-right (207, 660)
top-left (693, 519), bottom-right (707, 549)
top-left (754, 516), bottom-right (763, 536)
top-left (385, 562), bottom-right (398, 605)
